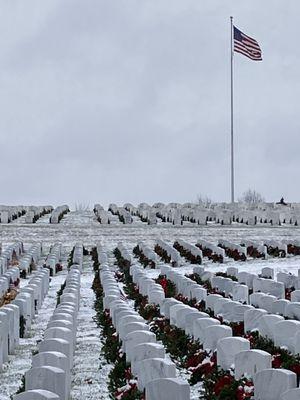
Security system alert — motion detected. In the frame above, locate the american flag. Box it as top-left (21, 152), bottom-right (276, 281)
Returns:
top-left (234, 26), bottom-right (262, 61)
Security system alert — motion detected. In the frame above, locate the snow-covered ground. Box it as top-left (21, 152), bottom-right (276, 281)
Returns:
top-left (2, 210), bottom-right (300, 275)
top-left (1, 210), bottom-right (300, 398)
top-left (70, 255), bottom-right (111, 400)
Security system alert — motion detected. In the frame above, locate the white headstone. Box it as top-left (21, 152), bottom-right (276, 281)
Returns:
top-left (0, 312), bottom-right (9, 362)
top-left (217, 337), bottom-right (250, 371)
top-left (285, 302), bottom-right (300, 321)
top-left (203, 325), bottom-right (232, 352)
top-left (261, 267), bottom-right (274, 279)
top-left (123, 331), bottom-right (156, 362)
top-left (274, 320), bottom-right (300, 352)
top-left (145, 378), bottom-right (190, 400)
top-left (206, 294), bottom-right (223, 311)
top-left (234, 349), bottom-right (272, 379)
top-left (272, 299), bottom-right (290, 316)
top-left (191, 287), bottom-right (207, 302)
top-left (232, 284), bottom-right (249, 304)
top-left (131, 342), bottom-right (165, 375)
top-left (244, 308), bottom-right (268, 333)
top-left (13, 390), bottom-right (60, 399)
top-left (25, 366), bottom-right (67, 400)
top-left (119, 322), bottom-right (149, 340)
top-left (193, 317), bottom-right (220, 344)
top-left (137, 358), bottom-right (177, 391)
top-left (39, 339), bottom-right (73, 369)
top-left (161, 299), bottom-right (180, 318)
top-left (258, 314), bottom-right (284, 340)
top-left (281, 388), bottom-right (300, 400)
top-left (184, 311), bottom-right (209, 337)
top-left (254, 369), bottom-right (297, 400)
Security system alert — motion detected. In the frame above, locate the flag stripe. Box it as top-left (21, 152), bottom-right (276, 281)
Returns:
top-left (234, 46), bottom-right (262, 60)
top-left (234, 45), bottom-right (262, 59)
top-left (234, 42), bottom-right (262, 58)
top-left (234, 47), bottom-right (262, 61)
top-left (234, 45), bottom-right (261, 59)
top-left (234, 39), bottom-right (261, 56)
top-left (242, 40), bottom-right (260, 50)
top-left (241, 33), bottom-right (257, 44)
top-left (235, 51), bottom-right (262, 61)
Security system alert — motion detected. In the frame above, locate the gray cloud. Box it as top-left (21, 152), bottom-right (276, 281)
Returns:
top-left (0, 0), bottom-right (299, 207)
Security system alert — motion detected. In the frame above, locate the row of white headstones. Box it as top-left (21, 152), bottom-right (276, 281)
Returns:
top-left (0, 206), bottom-right (70, 224)
top-left (49, 206), bottom-right (70, 224)
top-left (154, 238), bottom-right (295, 267)
top-left (12, 243), bottom-right (84, 400)
top-left (0, 243), bottom-right (52, 370)
top-left (126, 239), bottom-right (300, 322)
top-left (24, 207), bottom-right (53, 224)
top-left (112, 242), bottom-right (300, 400)
top-left (192, 264), bottom-right (300, 321)
top-left (138, 238), bottom-right (300, 296)
top-left (101, 255), bottom-right (191, 400)
top-left (96, 202), bottom-right (300, 226)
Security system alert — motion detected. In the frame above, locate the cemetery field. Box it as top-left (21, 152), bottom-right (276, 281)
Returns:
top-left (1, 210), bottom-right (300, 399)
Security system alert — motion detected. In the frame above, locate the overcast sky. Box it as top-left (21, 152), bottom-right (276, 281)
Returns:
top-left (0, 1), bottom-right (299, 208)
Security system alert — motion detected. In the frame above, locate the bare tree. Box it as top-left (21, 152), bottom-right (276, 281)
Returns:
top-left (75, 203), bottom-right (91, 212)
top-left (239, 189), bottom-right (265, 205)
top-left (196, 194), bottom-right (213, 208)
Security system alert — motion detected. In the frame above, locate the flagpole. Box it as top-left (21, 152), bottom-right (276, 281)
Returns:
top-left (230, 16), bottom-right (235, 203)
